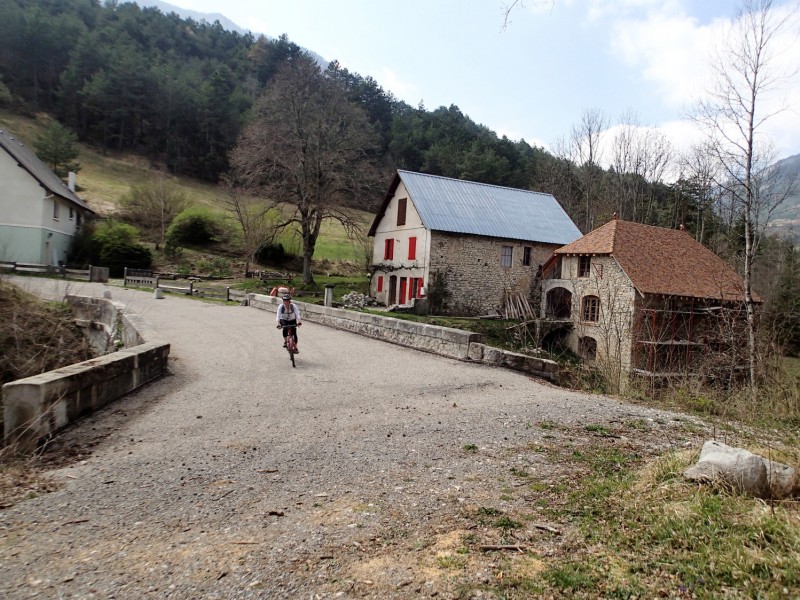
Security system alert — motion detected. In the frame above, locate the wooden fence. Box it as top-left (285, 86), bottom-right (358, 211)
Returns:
top-left (1, 261), bottom-right (108, 282)
top-left (123, 268), bottom-right (246, 302)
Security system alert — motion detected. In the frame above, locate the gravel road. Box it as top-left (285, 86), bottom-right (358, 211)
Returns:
top-left (1, 277), bottom-right (707, 599)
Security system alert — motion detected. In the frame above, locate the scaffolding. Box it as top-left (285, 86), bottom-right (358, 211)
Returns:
top-left (631, 295), bottom-right (750, 388)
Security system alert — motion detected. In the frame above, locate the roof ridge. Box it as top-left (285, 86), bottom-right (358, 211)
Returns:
top-left (397, 169), bottom-right (553, 197)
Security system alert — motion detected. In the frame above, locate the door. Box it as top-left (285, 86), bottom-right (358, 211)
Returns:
top-left (388, 276), bottom-right (397, 306)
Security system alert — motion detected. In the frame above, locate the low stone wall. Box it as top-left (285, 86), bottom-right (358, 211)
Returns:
top-left (3, 296), bottom-right (170, 451)
top-left (249, 294), bottom-right (480, 359)
top-left (468, 343), bottom-right (561, 383)
top-left (248, 294), bottom-right (562, 382)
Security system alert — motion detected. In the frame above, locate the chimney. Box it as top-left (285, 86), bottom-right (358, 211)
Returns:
top-left (68, 171), bottom-right (76, 193)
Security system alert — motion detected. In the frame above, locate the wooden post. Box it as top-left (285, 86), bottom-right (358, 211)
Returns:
top-left (123, 267), bottom-right (128, 287)
top-left (226, 287), bottom-right (231, 302)
top-left (188, 281), bottom-right (193, 295)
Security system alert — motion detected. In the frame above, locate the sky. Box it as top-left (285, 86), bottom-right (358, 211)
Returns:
top-left (158, 0), bottom-right (800, 166)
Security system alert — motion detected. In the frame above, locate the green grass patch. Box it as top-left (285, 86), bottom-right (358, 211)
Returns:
top-left (528, 445), bottom-right (800, 599)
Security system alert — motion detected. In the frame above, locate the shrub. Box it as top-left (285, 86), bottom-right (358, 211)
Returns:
top-left (118, 182), bottom-right (190, 243)
top-left (166, 207), bottom-right (226, 246)
top-left (93, 219), bottom-right (140, 247)
top-left (254, 242), bottom-right (287, 266)
top-left (99, 241), bottom-right (152, 278)
top-left (67, 222), bottom-right (102, 266)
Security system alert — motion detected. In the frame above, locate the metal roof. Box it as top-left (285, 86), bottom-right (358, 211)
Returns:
top-left (0, 129), bottom-right (94, 213)
top-left (395, 170), bottom-right (581, 245)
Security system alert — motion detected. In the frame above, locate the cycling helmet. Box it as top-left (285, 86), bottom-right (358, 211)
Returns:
top-left (282, 294), bottom-right (292, 301)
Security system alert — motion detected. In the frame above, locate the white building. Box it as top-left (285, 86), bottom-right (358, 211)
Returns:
top-left (0, 128), bottom-right (95, 265)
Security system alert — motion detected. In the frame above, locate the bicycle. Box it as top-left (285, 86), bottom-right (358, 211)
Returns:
top-left (277, 321), bottom-right (301, 367)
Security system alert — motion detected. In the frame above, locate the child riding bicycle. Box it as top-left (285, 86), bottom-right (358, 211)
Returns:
top-left (276, 294), bottom-right (301, 353)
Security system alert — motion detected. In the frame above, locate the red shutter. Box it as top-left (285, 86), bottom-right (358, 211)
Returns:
top-left (377, 275), bottom-right (384, 292)
top-left (384, 239), bottom-right (394, 260)
top-left (408, 236), bottom-right (417, 260)
top-left (417, 278), bottom-right (424, 297)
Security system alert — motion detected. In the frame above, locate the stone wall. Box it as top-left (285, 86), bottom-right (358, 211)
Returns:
top-left (428, 232), bottom-right (557, 315)
top-left (3, 296), bottom-right (170, 451)
top-left (248, 294), bottom-right (562, 382)
top-left (542, 255), bottom-right (637, 380)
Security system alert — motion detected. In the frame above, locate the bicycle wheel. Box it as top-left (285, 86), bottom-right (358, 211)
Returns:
top-left (286, 337), bottom-right (296, 368)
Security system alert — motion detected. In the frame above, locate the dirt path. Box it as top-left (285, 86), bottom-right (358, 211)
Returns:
top-left (0, 277), bottom-right (707, 598)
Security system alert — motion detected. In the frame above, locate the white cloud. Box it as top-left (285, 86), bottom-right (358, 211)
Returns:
top-left (609, 9), bottom-right (720, 108)
top-left (606, 1), bottom-right (800, 159)
top-left (378, 68), bottom-right (419, 104)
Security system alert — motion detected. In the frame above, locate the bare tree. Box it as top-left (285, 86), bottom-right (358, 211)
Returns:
top-left (118, 179), bottom-right (191, 246)
top-left (501, 0), bottom-right (555, 28)
top-left (229, 54), bottom-right (383, 283)
top-left (555, 108), bottom-right (609, 231)
top-left (610, 110), bottom-right (673, 223)
top-left (218, 178), bottom-right (278, 276)
top-left (675, 143), bottom-right (724, 247)
top-left (691, 0), bottom-right (798, 392)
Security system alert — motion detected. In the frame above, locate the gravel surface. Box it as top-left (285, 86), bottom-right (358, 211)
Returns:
top-left (1, 277), bottom-right (708, 599)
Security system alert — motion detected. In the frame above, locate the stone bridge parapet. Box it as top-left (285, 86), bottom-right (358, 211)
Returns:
top-left (2, 295), bottom-right (170, 451)
top-left (248, 294), bottom-right (562, 382)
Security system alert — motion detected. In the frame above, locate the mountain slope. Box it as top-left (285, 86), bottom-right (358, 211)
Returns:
top-left (766, 153), bottom-right (800, 243)
top-left (135, 0), bottom-right (328, 66)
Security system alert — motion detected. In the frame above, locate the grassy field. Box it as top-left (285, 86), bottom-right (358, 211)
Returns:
top-left (0, 110), bottom-right (371, 265)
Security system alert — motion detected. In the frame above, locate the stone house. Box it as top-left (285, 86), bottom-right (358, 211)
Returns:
top-left (540, 216), bottom-right (758, 388)
top-left (0, 128), bottom-right (94, 265)
top-left (368, 170), bottom-right (581, 315)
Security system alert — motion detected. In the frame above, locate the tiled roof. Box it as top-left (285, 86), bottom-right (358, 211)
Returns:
top-left (0, 128), bottom-right (94, 212)
top-left (555, 218), bottom-right (755, 302)
top-left (369, 170), bottom-right (581, 245)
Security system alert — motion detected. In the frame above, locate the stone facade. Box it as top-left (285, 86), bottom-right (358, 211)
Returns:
top-left (428, 232), bottom-right (557, 315)
top-left (541, 255), bottom-right (637, 381)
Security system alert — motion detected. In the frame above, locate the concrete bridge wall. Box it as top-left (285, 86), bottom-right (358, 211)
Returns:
top-left (2, 296), bottom-right (170, 451)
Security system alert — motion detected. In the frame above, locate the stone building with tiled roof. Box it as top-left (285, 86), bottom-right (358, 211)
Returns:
top-left (539, 216), bottom-right (758, 390)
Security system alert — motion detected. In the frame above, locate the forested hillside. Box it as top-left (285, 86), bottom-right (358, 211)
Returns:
top-left (1, 0), bottom-right (711, 236)
top-left (0, 2), bottom-right (797, 292)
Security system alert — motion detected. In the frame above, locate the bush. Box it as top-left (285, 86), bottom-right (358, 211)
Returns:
top-left (254, 242), bottom-right (287, 266)
top-left (93, 219), bottom-right (140, 247)
top-left (118, 182), bottom-right (190, 243)
top-left (99, 241), bottom-right (152, 278)
top-left (67, 222), bottom-right (102, 266)
top-left (166, 207), bottom-right (226, 246)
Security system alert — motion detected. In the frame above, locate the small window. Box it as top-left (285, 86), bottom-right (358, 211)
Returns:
top-left (53, 200), bottom-right (59, 220)
top-left (377, 275), bottom-right (384, 292)
top-left (578, 337), bottom-right (597, 360)
top-left (408, 236), bottom-right (417, 260)
top-left (500, 245), bottom-right (513, 268)
top-left (384, 239), bottom-right (394, 260)
top-left (523, 246), bottom-right (532, 266)
top-left (69, 207), bottom-right (74, 220)
top-left (579, 256), bottom-right (591, 277)
top-left (397, 198), bottom-right (407, 226)
top-left (582, 295), bottom-right (600, 322)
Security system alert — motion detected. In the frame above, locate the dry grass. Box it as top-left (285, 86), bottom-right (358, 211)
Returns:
top-left (0, 279), bottom-right (94, 388)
